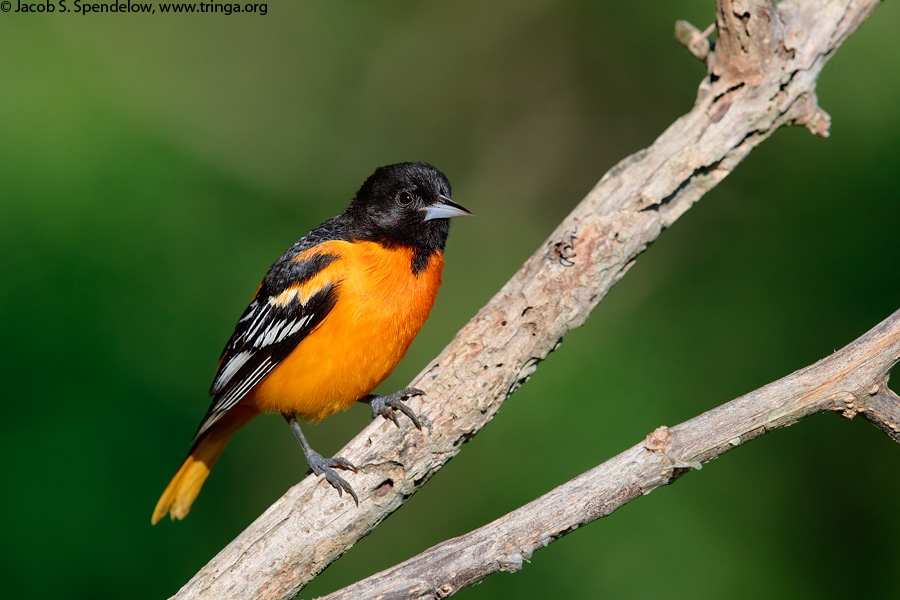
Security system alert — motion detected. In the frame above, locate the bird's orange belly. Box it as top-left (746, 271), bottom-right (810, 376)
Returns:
top-left (248, 242), bottom-right (443, 421)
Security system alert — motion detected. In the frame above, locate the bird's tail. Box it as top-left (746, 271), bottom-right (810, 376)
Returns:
top-left (151, 403), bottom-right (259, 525)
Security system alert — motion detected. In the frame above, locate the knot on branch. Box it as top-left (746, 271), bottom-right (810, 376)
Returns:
top-left (789, 95), bottom-right (832, 138)
top-left (551, 230), bottom-right (578, 267)
top-left (712, 0), bottom-right (779, 84)
top-left (497, 546), bottom-right (535, 573)
top-left (644, 426), bottom-right (703, 480)
top-left (688, 0), bottom-right (846, 140)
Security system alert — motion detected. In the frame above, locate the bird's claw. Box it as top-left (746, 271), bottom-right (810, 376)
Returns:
top-left (371, 387), bottom-right (424, 430)
top-left (306, 451), bottom-right (359, 506)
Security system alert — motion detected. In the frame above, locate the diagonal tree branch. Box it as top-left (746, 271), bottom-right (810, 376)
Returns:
top-left (320, 308), bottom-right (900, 599)
top-left (171, 1), bottom-right (882, 598)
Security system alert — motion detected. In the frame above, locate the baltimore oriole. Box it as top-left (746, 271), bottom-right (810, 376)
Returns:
top-left (152, 162), bottom-right (470, 524)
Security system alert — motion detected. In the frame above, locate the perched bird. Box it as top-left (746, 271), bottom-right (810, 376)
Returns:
top-left (152, 162), bottom-right (470, 524)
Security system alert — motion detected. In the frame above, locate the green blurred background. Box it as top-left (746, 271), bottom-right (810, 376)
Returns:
top-left (2, 1), bottom-right (898, 598)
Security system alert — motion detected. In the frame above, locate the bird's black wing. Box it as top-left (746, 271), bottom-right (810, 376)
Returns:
top-left (191, 218), bottom-right (350, 443)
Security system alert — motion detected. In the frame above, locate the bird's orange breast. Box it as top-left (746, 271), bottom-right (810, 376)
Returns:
top-left (247, 241), bottom-right (443, 421)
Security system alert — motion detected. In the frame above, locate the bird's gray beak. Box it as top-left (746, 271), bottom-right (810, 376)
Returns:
top-left (423, 194), bottom-right (473, 221)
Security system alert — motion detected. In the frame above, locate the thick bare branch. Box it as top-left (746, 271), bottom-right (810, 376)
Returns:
top-left (321, 309), bottom-right (900, 599)
top-left (171, 1), bottom-right (881, 598)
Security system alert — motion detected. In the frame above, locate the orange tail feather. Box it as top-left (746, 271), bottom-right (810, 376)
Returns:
top-left (151, 403), bottom-right (259, 525)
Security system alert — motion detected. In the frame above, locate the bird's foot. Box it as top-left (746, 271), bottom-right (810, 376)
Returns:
top-left (306, 451), bottom-right (359, 506)
top-left (369, 387), bottom-right (424, 429)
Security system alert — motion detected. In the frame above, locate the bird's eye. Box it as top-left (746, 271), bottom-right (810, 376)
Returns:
top-left (397, 191), bottom-right (414, 207)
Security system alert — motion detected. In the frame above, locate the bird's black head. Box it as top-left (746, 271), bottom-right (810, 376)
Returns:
top-left (346, 162), bottom-right (471, 254)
